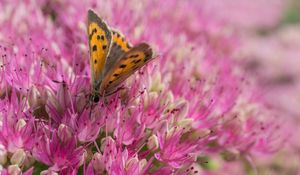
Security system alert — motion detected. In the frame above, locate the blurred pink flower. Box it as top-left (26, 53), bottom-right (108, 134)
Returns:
top-left (201, 0), bottom-right (285, 29)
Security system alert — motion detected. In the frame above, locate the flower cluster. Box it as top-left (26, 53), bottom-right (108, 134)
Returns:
top-left (0, 0), bottom-right (287, 174)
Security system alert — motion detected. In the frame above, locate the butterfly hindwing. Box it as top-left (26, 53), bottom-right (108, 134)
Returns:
top-left (88, 10), bottom-right (112, 91)
top-left (100, 43), bottom-right (154, 95)
top-left (104, 30), bottom-right (132, 76)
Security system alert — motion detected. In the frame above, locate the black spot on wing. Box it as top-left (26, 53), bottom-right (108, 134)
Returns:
top-left (129, 54), bottom-right (139, 58)
top-left (92, 45), bottom-right (97, 51)
top-left (132, 59), bottom-right (141, 64)
top-left (102, 45), bottom-right (107, 50)
top-left (119, 64), bottom-right (126, 68)
top-left (97, 35), bottom-right (105, 41)
top-left (113, 73), bottom-right (119, 77)
top-left (132, 65), bottom-right (139, 70)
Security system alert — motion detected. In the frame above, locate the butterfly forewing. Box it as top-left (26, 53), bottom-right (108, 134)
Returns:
top-left (99, 43), bottom-right (154, 95)
top-left (88, 10), bottom-right (112, 90)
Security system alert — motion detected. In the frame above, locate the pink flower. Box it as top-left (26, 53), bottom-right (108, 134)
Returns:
top-left (0, 91), bottom-right (35, 153)
top-left (87, 137), bottom-right (148, 175)
top-left (32, 129), bottom-right (84, 173)
top-left (155, 126), bottom-right (202, 168)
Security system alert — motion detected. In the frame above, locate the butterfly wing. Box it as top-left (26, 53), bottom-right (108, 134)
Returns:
top-left (88, 10), bottom-right (112, 91)
top-left (100, 43), bottom-right (154, 95)
top-left (104, 30), bottom-right (133, 76)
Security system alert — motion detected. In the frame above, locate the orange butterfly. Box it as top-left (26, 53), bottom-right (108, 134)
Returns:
top-left (87, 10), bottom-right (154, 102)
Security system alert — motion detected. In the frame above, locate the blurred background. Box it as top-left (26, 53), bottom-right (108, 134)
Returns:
top-left (208, 0), bottom-right (300, 174)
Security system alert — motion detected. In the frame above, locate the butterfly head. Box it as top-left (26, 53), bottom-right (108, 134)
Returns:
top-left (89, 92), bottom-right (100, 103)
top-left (92, 94), bottom-right (100, 103)
top-left (91, 86), bottom-right (101, 103)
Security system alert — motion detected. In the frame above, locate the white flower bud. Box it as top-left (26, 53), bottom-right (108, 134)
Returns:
top-left (16, 119), bottom-right (26, 131)
top-left (150, 73), bottom-right (164, 92)
top-left (125, 157), bottom-right (139, 171)
top-left (178, 118), bottom-right (193, 131)
top-left (10, 149), bottom-right (26, 166)
top-left (0, 145), bottom-right (7, 165)
top-left (8, 165), bottom-right (21, 175)
top-left (41, 170), bottom-right (58, 175)
top-left (139, 159), bottom-right (147, 169)
top-left (147, 134), bottom-right (159, 151)
top-left (58, 124), bottom-right (72, 142)
top-left (144, 92), bottom-right (158, 109)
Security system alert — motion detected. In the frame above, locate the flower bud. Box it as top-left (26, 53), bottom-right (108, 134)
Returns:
top-left (139, 159), bottom-right (147, 169)
top-left (163, 92), bottom-right (174, 106)
top-left (144, 92), bottom-right (158, 109)
top-left (8, 165), bottom-right (21, 175)
top-left (125, 157), bottom-right (139, 171)
top-left (221, 149), bottom-right (240, 162)
top-left (92, 153), bottom-right (105, 173)
top-left (41, 170), bottom-right (58, 175)
top-left (178, 118), bottom-right (193, 131)
top-left (10, 149), bottom-right (26, 166)
top-left (147, 134), bottom-right (159, 151)
top-left (79, 150), bottom-right (87, 167)
top-left (28, 87), bottom-right (41, 108)
top-left (150, 72), bottom-right (164, 92)
top-left (0, 145), bottom-right (7, 165)
top-left (23, 153), bottom-right (35, 168)
top-left (58, 124), bottom-right (72, 143)
top-left (16, 119), bottom-right (26, 131)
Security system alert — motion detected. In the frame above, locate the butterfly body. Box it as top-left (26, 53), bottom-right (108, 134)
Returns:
top-left (87, 10), bottom-right (154, 102)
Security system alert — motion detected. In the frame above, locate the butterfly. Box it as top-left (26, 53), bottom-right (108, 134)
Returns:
top-left (87, 9), bottom-right (154, 102)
